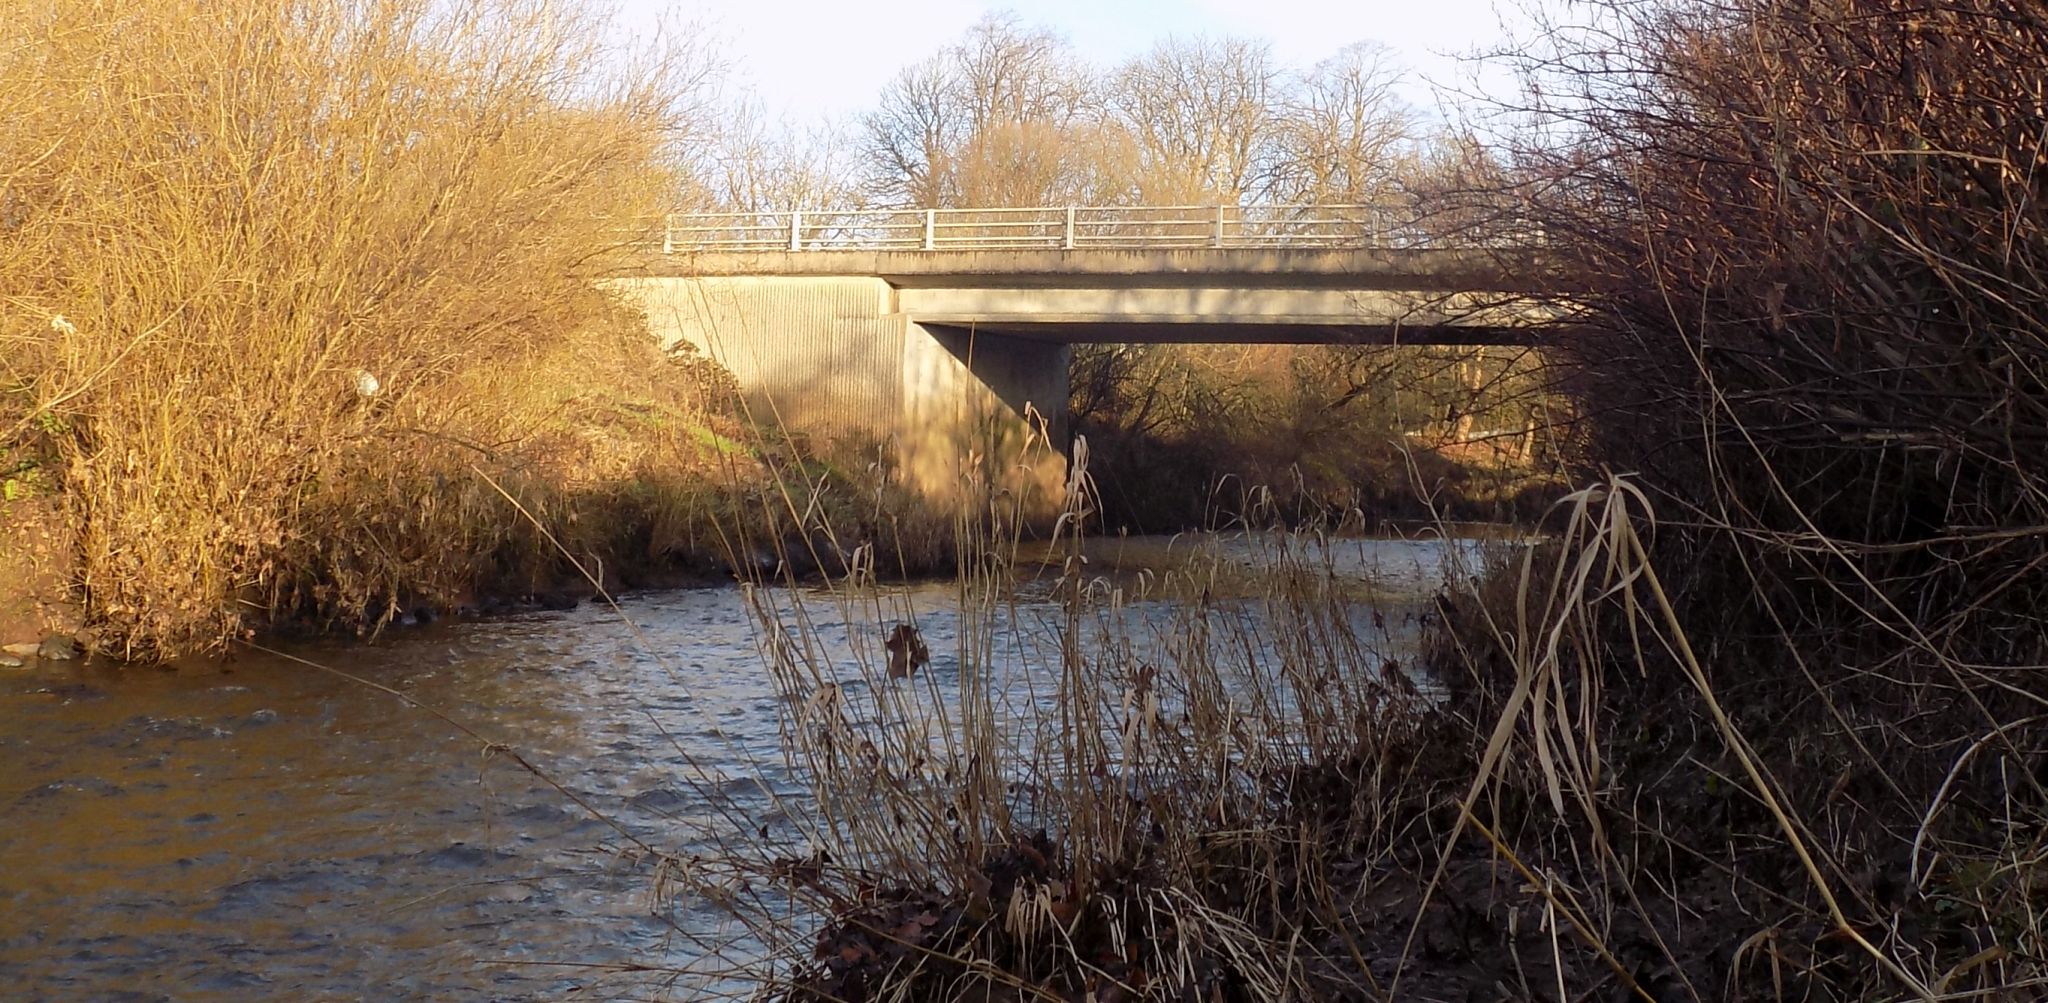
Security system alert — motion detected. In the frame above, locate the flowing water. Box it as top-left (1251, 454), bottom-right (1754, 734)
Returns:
top-left (0, 533), bottom-right (1498, 1002)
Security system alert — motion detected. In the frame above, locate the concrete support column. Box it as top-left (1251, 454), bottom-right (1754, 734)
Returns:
top-left (899, 324), bottom-right (1069, 523)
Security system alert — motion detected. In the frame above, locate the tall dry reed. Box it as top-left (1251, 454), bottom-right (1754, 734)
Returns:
top-left (649, 430), bottom-right (1501, 1001)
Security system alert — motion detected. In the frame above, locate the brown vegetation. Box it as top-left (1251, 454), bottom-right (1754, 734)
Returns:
top-left (1421, 0), bottom-right (2048, 997)
top-left (690, 444), bottom-right (1491, 1002)
top-left (0, 0), bottom-right (739, 657)
top-left (654, 2), bottom-right (2048, 1000)
top-left (0, 495), bottom-right (77, 652)
top-left (1072, 342), bottom-right (1565, 532)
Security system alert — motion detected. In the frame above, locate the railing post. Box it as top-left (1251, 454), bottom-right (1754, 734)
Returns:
top-left (662, 214), bottom-right (674, 255)
top-left (1213, 205), bottom-right (1226, 248)
top-left (923, 209), bottom-right (935, 250)
top-left (789, 210), bottom-right (802, 251)
top-left (1063, 206), bottom-right (1076, 249)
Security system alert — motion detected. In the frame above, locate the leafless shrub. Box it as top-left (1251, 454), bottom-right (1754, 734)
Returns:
top-left (1420, 1), bottom-right (2048, 998)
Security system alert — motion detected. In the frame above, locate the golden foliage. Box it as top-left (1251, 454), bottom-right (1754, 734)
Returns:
top-left (0, 0), bottom-right (720, 656)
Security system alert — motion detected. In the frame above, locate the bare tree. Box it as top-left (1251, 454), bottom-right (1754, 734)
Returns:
top-left (950, 11), bottom-right (1093, 132)
top-left (707, 97), bottom-right (862, 212)
top-left (1264, 42), bottom-right (1414, 204)
top-left (862, 54), bottom-right (959, 206)
top-left (953, 118), bottom-right (1143, 207)
top-left (860, 13), bottom-right (1095, 207)
top-left (856, 20), bottom-right (1421, 213)
top-left (1111, 35), bottom-right (1278, 203)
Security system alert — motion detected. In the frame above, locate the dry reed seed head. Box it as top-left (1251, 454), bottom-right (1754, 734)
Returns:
top-left (739, 476), bottom-right (1463, 1001)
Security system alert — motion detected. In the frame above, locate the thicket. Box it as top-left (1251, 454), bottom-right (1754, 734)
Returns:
top-left (0, 0), bottom-right (740, 657)
top-left (1071, 342), bottom-right (1564, 532)
top-left (1419, 0), bottom-right (2048, 997)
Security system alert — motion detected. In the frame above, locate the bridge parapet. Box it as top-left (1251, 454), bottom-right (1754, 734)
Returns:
top-left (636, 246), bottom-right (1541, 294)
top-left (659, 203), bottom-right (1443, 254)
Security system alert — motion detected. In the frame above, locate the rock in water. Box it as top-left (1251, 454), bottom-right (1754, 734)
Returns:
top-left (36, 635), bottom-right (77, 661)
top-left (0, 654), bottom-right (24, 669)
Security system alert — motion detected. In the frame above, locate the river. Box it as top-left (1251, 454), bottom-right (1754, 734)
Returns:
top-left (0, 532), bottom-right (1498, 1001)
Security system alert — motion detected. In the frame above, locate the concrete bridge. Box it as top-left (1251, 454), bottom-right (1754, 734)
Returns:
top-left (613, 205), bottom-right (1553, 517)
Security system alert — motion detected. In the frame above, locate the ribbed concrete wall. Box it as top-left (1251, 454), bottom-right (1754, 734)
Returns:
top-left (624, 276), bottom-right (905, 442)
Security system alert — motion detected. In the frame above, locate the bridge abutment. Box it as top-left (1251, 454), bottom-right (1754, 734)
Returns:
top-left (613, 241), bottom-right (1553, 530)
top-left (620, 276), bottom-right (1070, 523)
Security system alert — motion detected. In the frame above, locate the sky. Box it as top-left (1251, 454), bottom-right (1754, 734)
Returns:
top-left (618, 0), bottom-right (1533, 126)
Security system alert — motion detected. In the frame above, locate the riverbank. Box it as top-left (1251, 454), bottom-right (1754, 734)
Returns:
top-left (749, 2), bottom-right (2048, 999)
top-left (0, 430), bottom-right (977, 663)
top-left (0, 497), bottom-right (79, 665)
top-left (0, 0), bottom-right (938, 659)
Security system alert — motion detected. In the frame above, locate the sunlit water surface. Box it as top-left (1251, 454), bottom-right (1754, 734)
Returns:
top-left (0, 533), bottom-right (1499, 1001)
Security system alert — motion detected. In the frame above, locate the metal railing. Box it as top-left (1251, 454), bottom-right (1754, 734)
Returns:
top-left (657, 203), bottom-right (1435, 253)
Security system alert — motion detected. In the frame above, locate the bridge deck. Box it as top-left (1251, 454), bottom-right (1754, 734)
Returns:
top-left (629, 247), bottom-right (1542, 293)
top-left (625, 204), bottom-right (1563, 347)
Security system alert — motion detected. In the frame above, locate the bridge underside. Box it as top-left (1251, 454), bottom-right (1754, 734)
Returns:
top-left (895, 283), bottom-right (1542, 346)
top-left (616, 260), bottom-right (1553, 520)
top-left (934, 322), bottom-right (1533, 344)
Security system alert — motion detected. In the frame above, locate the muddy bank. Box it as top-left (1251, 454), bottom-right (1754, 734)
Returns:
top-left (0, 498), bottom-right (80, 666)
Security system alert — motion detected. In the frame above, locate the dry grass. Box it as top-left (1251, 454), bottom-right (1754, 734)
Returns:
top-left (1397, 0), bottom-right (2048, 999)
top-left (1417, 474), bottom-right (2048, 1000)
top-left (0, 0), bottom-right (736, 656)
top-left (633, 432), bottom-right (1513, 1001)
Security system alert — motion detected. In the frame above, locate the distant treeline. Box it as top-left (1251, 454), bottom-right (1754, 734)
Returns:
top-left (691, 12), bottom-right (1446, 213)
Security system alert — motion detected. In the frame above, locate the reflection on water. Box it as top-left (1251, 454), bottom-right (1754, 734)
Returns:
top-left (0, 533), bottom-right (1497, 1001)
